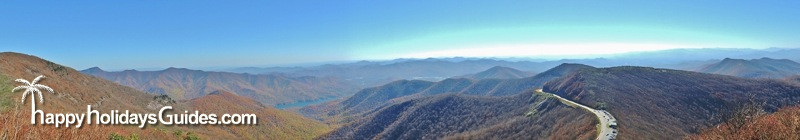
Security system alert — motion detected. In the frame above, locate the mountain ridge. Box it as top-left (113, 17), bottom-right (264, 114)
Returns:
top-left (81, 66), bottom-right (359, 105)
top-left (456, 66), bottom-right (535, 80)
top-left (0, 52), bottom-right (331, 139)
top-left (543, 65), bottom-right (800, 139)
top-left (322, 63), bottom-right (594, 117)
top-left (321, 92), bottom-right (597, 140)
top-left (697, 57), bottom-right (800, 79)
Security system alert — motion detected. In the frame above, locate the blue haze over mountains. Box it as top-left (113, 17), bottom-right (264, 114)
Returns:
top-left (73, 47), bottom-right (800, 139)
top-left (220, 48), bottom-right (800, 86)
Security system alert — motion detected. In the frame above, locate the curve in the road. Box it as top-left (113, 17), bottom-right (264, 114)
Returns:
top-left (535, 89), bottom-right (618, 140)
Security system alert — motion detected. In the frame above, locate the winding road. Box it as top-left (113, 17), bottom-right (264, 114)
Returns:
top-left (536, 89), bottom-right (618, 140)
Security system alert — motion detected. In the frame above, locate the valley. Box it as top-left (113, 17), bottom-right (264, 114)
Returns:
top-left (4, 52), bottom-right (800, 139)
top-left (5, 1), bottom-right (800, 139)
top-left (275, 96), bottom-right (340, 109)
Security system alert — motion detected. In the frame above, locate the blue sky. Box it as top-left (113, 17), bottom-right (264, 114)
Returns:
top-left (2, 1), bottom-right (799, 70)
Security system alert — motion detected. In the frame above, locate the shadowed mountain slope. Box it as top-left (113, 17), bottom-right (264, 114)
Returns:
top-left (543, 66), bottom-right (800, 139)
top-left (320, 92), bottom-right (597, 140)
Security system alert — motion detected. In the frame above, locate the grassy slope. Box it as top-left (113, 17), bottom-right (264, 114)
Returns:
top-left (0, 74), bottom-right (13, 112)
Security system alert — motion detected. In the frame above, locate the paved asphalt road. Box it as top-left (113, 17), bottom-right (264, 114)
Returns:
top-left (536, 89), bottom-right (618, 140)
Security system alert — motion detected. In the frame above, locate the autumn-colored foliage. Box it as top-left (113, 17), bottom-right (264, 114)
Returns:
top-left (81, 66), bottom-right (359, 106)
top-left (321, 92), bottom-right (597, 140)
top-left (688, 106), bottom-right (800, 140)
top-left (0, 52), bottom-right (331, 139)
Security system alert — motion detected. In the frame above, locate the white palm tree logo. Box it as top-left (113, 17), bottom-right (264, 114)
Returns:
top-left (11, 75), bottom-right (54, 111)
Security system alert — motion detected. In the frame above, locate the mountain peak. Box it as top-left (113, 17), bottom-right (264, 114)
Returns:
top-left (0, 52), bottom-right (30, 57)
top-left (556, 63), bottom-right (594, 68)
top-left (720, 57), bottom-right (742, 61)
top-left (485, 66), bottom-right (514, 71)
top-left (161, 67), bottom-right (200, 73)
top-left (81, 67), bottom-right (105, 73)
top-left (207, 90), bottom-right (236, 96)
top-left (164, 67), bottom-right (187, 71)
top-left (0, 52), bottom-right (49, 64)
top-left (543, 63), bottom-right (595, 73)
top-left (461, 66), bottom-right (533, 80)
top-left (700, 57), bottom-right (800, 79)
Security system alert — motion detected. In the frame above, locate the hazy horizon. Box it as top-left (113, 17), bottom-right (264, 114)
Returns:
top-left (3, 1), bottom-right (800, 70)
top-left (12, 47), bottom-right (796, 72)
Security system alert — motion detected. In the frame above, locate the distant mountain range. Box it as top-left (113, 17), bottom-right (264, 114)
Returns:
top-left (302, 63), bottom-right (597, 139)
top-left (228, 58), bottom-right (558, 87)
top-left (81, 67), bottom-right (359, 105)
top-left (0, 52), bottom-right (330, 139)
top-left (309, 63), bottom-right (592, 117)
top-left (8, 48), bottom-right (800, 139)
top-left (543, 66), bottom-right (800, 139)
top-left (695, 57), bottom-right (800, 79)
top-left (611, 48), bottom-right (800, 65)
top-left (456, 66), bottom-right (535, 80)
top-left (221, 48), bottom-right (800, 87)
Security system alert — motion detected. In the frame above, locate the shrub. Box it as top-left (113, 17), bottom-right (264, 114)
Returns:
top-left (108, 133), bottom-right (125, 140)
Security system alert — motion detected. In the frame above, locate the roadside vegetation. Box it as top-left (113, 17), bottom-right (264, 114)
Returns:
top-left (543, 66), bottom-right (800, 139)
